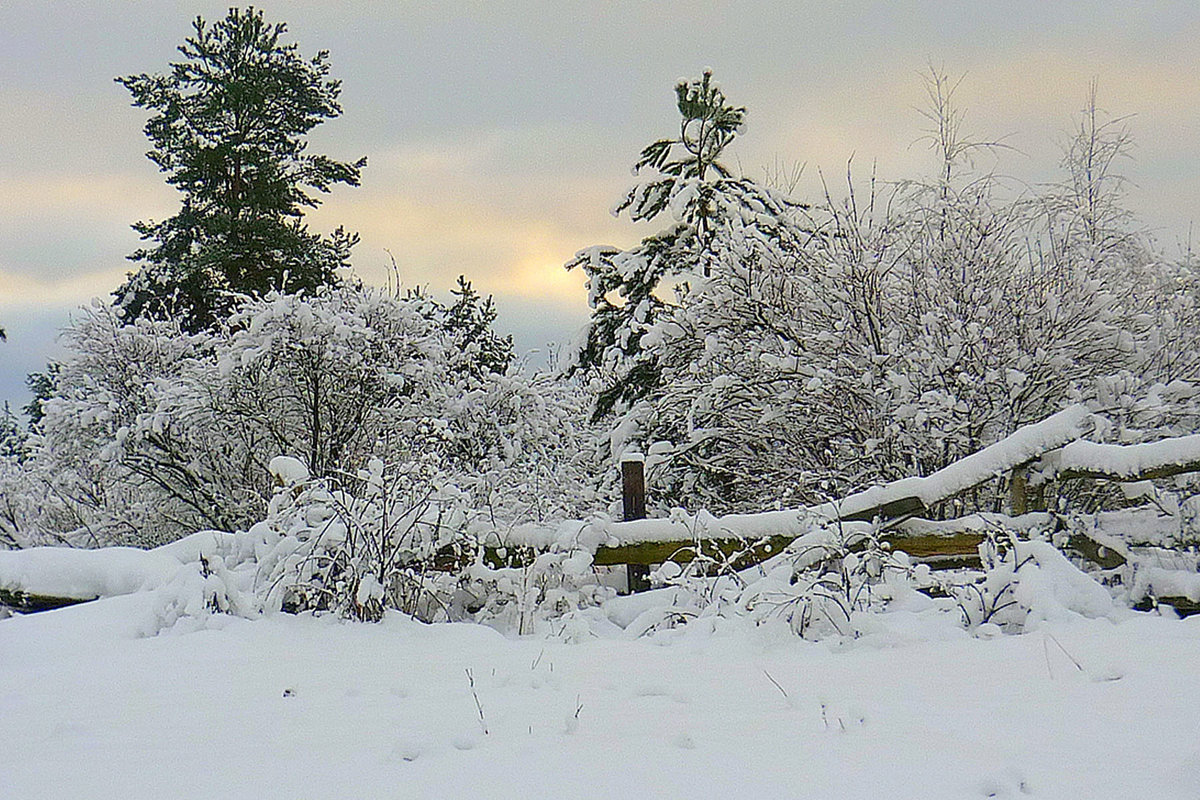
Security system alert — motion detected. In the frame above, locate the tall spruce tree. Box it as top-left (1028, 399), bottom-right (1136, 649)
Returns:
top-left (115, 6), bottom-right (366, 330)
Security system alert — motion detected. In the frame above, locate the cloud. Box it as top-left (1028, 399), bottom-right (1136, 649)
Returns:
top-left (5, 1), bottom-right (1200, 371)
top-left (0, 266), bottom-right (129, 308)
top-left (0, 173), bottom-right (170, 220)
top-left (307, 122), bottom-right (648, 305)
top-left (725, 39), bottom-right (1200, 243)
top-left (0, 171), bottom-right (173, 282)
top-left (0, 87), bottom-right (147, 175)
top-left (313, 189), bottom-right (606, 306)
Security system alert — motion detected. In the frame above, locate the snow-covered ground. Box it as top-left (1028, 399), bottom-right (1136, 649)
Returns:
top-left (2, 595), bottom-right (1199, 799)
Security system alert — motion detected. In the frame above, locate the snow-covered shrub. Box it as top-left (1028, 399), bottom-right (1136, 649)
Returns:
top-left (647, 511), bottom-right (787, 604)
top-left (148, 549), bottom-right (256, 632)
top-left (438, 370), bottom-right (609, 527)
top-left (255, 456), bottom-right (472, 622)
top-left (197, 283), bottom-right (478, 484)
top-left (738, 521), bottom-right (920, 639)
top-left (252, 447), bottom-right (609, 625)
top-left (622, 517), bottom-right (924, 641)
top-left (462, 546), bottom-right (615, 635)
top-left (10, 283), bottom-right (604, 547)
top-left (617, 519), bottom-right (1115, 642)
top-left (0, 457), bottom-right (38, 549)
top-left (946, 528), bottom-right (1114, 633)
top-left (201, 286), bottom-right (604, 533)
top-left (13, 303), bottom-right (218, 546)
top-left (1179, 494), bottom-right (1200, 547)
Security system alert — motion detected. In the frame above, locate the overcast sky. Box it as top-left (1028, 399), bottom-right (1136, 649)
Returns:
top-left (3, 1), bottom-right (1200, 410)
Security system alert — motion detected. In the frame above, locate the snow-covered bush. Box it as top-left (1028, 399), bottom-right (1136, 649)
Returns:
top-left (736, 521), bottom-right (920, 640)
top-left (254, 456), bottom-right (472, 622)
top-left (438, 369), bottom-right (609, 527)
top-left (199, 286), bottom-right (604, 533)
top-left (945, 527), bottom-right (1115, 633)
top-left (13, 303), bottom-right (218, 546)
top-left (0, 457), bottom-right (38, 550)
top-left (610, 516), bottom-right (928, 641)
top-left (143, 451), bottom-right (613, 626)
top-left (10, 283), bottom-right (603, 547)
top-left (462, 546), bottom-right (615, 635)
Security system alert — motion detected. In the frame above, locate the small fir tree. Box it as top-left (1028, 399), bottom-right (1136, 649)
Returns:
top-left (0, 404), bottom-right (25, 462)
top-left (443, 276), bottom-right (514, 377)
top-left (566, 71), bottom-right (803, 420)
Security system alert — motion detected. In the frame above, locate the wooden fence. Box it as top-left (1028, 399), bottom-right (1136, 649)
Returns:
top-left (4, 405), bottom-right (1200, 614)
top-left (512, 406), bottom-right (1200, 610)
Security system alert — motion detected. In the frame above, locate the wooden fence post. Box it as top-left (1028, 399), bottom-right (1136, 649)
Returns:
top-left (621, 454), bottom-right (650, 593)
top-left (1009, 467), bottom-right (1028, 516)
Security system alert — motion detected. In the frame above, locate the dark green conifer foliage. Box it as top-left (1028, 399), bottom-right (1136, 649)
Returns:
top-left (115, 6), bottom-right (366, 330)
top-left (567, 71), bottom-right (798, 420)
top-left (0, 404), bottom-right (26, 462)
top-left (23, 366), bottom-right (58, 430)
top-left (444, 276), bottom-right (514, 377)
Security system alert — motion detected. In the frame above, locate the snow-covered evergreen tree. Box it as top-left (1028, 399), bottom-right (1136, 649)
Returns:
top-left (114, 8), bottom-right (365, 331)
top-left (566, 71), bottom-right (805, 419)
top-left (567, 72), bottom-right (824, 509)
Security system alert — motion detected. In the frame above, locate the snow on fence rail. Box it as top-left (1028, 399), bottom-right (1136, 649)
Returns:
top-left (1046, 434), bottom-right (1200, 482)
top-left (833, 405), bottom-right (1093, 522)
top-left (0, 544), bottom-right (184, 611)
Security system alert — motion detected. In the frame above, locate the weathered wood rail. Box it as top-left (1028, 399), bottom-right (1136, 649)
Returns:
top-left (0, 587), bottom-right (96, 613)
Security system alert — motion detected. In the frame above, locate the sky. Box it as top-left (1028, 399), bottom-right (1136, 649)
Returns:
top-left (2, 1), bottom-right (1200, 411)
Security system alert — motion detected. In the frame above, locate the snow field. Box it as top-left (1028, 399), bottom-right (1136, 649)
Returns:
top-left (2, 595), bottom-right (1199, 799)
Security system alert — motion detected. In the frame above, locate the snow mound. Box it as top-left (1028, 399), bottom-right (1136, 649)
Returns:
top-left (268, 455), bottom-right (309, 485)
top-left (0, 546), bottom-right (181, 600)
top-left (1010, 540), bottom-right (1116, 626)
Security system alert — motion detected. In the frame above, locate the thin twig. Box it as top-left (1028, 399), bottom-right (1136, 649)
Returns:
top-left (465, 668), bottom-right (488, 735)
top-left (1045, 632), bottom-right (1084, 671)
top-left (763, 670), bottom-right (791, 705)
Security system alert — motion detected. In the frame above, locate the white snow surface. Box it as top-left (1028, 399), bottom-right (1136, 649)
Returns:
top-left (2, 595), bottom-right (1199, 799)
top-left (1049, 434), bottom-right (1200, 479)
top-left (0, 545), bottom-right (181, 599)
